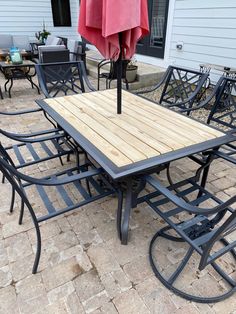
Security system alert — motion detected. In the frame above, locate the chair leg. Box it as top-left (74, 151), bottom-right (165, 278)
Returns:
top-left (10, 186), bottom-right (15, 213)
top-left (125, 79), bottom-right (129, 90)
top-left (117, 189), bottom-right (123, 240)
top-left (32, 221), bottom-right (42, 274)
top-left (18, 200), bottom-right (25, 225)
top-left (149, 226), bottom-right (236, 303)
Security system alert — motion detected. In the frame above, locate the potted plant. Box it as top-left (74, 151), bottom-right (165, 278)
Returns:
top-left (35, 22), bottom-right (51, 44)
top-left (126, 58), bottom-right (138, 83)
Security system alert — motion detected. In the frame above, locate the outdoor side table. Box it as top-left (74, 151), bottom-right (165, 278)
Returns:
top-left (36, 89), bottom-right (235, 244)
top-left (0, 60), bottom-right (40, 98)
top-left (200, 63), bottom-right (236, 77)
top-left (0, 48), bottom-right (32, 61)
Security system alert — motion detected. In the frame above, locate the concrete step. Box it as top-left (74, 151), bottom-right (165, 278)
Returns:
top-left (86, 50), bottom-right (165, 90)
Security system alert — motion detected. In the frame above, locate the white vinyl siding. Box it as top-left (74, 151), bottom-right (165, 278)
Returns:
top-left (0, 0), bottom-right (80, 40)
top-left (169, 0), bottom-right (236, 81)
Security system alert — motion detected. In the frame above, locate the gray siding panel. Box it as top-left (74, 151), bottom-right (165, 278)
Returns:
top-left (169, 0), bottom-right (236, 82)
top-left (0, 0), bottom-right (80, 40)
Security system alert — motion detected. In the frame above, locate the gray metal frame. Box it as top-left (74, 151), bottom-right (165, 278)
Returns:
top-left (36, 95), bottom-right (235, 244)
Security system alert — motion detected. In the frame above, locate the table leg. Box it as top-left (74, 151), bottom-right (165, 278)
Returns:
top-left (118, 177), bottom-right (146, 245)
top-left (7, 78), bottom-right (13, 98)
top-left (26, 73), bottom-right (40, 94)
top-left (120, 177), bottom-right (133, 245)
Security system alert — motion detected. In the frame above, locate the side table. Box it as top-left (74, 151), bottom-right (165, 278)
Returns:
top-left (0, 60), bottom-right (40, 98)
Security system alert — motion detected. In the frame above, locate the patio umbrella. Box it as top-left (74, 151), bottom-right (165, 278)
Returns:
top-left (78, 0), bottom-right (149, 113)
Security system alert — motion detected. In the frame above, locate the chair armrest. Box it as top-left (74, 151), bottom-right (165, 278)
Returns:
top-left (136, 66), bottom-right (172, 95)
top-left (145, 175), bottom-right (236, 215)
top-left (0, 128), bottom-right (65, 143)
top-left (0, 127), bottom-right (62, 138)
top-left (179, 76), bottom-right (225, 113)
top-left (0, 107), bottom-right (42, 116)
top-left (79, 61), bottom-right (96, 91)
top-left (1, 157), bottom-right (103, 186)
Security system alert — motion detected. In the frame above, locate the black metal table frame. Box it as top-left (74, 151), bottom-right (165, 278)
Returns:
top-left (0, 62), bottom-right (40, 98)
top-left (36, 96), bottom-right (235, 245)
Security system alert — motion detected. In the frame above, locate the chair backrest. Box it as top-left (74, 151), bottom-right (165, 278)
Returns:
top-left (0, 34), bottom-right (13, 48)
top-left (38, 45), bottom-right (66, 62)
top-left (41, 49), bottom-right (70, 63)
top-left (207, 76), bottom-right (236, 130)
top-left (45, 36), bottom-right (62, 46)
top-left (67, 39), bottom-right (86, 62)
top-left (0, 143), bottom-right (35, 217)
top-left (12, 35), bottom-right (31, 51)
top-left (159, 66), bottom-right (209, 110)
top-left (35, 61), bottom-right (95, 98)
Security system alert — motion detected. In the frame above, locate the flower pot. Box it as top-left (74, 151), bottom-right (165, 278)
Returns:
top-left (126, 65), bottom-right (138, 83)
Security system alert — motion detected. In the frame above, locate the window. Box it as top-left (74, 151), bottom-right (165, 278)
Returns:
top-left (51, 0), bottom-right (72, 27)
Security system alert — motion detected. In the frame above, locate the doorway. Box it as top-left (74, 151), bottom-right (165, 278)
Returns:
top-left (136, 0), bottom-right (170, 59)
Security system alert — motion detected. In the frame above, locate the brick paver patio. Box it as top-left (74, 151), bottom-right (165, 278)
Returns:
top-left (0, 72), bottom-right (235, 314)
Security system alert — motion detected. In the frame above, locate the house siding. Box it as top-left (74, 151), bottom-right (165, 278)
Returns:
top-left (0, 0), bottom-right (80, 40)
top-left (169, 0), bottom-right (236, 81)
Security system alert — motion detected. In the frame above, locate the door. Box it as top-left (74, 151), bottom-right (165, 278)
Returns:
top-left (137, 0), bottom-right (169, 58)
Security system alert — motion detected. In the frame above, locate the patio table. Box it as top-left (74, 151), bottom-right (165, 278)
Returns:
top-left (0, 60), bottom-right (40, 98)
top-left (36, 89), bottom-right (235, 244)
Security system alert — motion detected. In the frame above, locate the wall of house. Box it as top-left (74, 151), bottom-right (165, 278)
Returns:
top-left (137, 0), bottom-right (236, 82)
top-left (168, 0), bottom-right (236, 81)
top-left (0, 0), bottom-right (80, 41)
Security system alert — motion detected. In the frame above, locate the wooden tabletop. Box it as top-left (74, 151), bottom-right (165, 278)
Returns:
top-left (40, 89), bottom-right (228, 176)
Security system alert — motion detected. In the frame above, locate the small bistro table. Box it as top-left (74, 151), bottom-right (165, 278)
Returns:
top-left (0, 60), bottom-right (40, 98)
top-left (36, 89), bottom-right (235, 244)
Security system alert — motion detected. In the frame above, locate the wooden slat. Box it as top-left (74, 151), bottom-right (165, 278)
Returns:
top-left (44, 89), bottom-right (225, 168)
top-left (67, 96), bottom-right (159, 158)
top-left (45, 98), bottom-right (132, 167)
top-left (51, 97), bottom-right (151, 163)
top-left (94, 91), bottom-right (210, 145)
top-left (75, 93), bottom-right (172, 154)
top-left (108, 89), bottom-right (224, 138)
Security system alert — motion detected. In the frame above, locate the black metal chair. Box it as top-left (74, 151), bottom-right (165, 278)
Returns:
top-left (138, 155), bottom-right (236, 303)
top-left (97, 59), bottom-right (129, 90)
top-left (136, 65), bottom-right (209, 112)
top-left (0, 127), bottom-right (75, 173)
top-left (35, 61), bottom-right (95, 98)
top-left (0, 142), bottom-right (115, 274)
top-left (181, 76), bottom-right (236, 165)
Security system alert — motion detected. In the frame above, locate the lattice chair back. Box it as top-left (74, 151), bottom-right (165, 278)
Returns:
top-left (160, 66), bottom-right (209, 110)
top-left (137, 66), bottom-right (209, 112)
top-left (35, 61), bottom-right (95, 98)
top-left (207, 76), bottom-right (236, 130)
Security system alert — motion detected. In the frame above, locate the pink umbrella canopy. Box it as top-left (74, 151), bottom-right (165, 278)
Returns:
top-left (78, 0), bottom-right (149, 60)
top-left (78, 0), bottom-right (149, 113)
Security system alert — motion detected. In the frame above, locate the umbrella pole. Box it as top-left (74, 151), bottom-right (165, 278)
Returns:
top-left (117, 32), bottom-right (122, 114)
